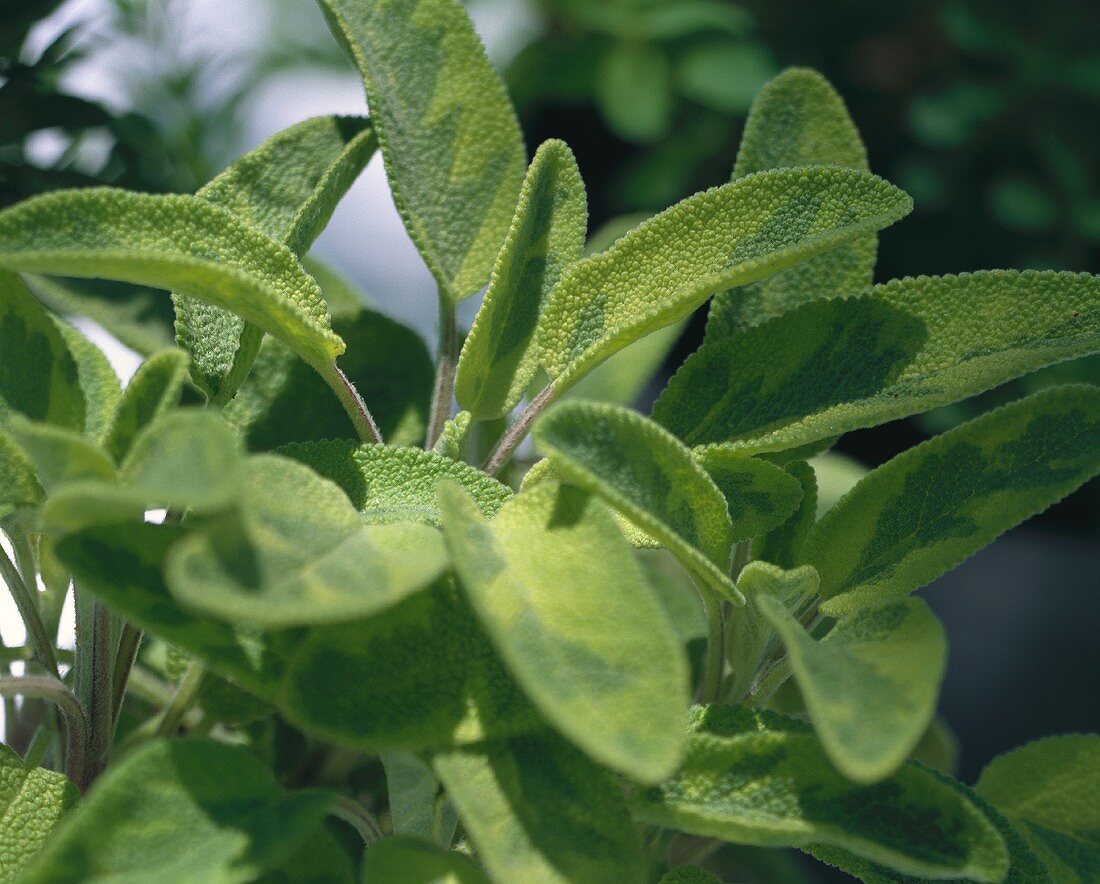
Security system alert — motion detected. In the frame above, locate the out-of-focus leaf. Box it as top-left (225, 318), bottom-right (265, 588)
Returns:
top-left (676, 43), bottom-right (776, 114)
top-left (363, 836), bottom-right (490, 884)
top-left (596, 43), bottom-right (672, 143)
top-left (103, 349), bottom-right (189, 463)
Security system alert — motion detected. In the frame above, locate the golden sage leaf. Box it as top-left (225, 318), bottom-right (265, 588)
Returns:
top-left (0, 428), bottom-right (42, 519)
top-left (0, 743), bottom-right (77, 881)
top-left (103, 348), bottom-right (189, 463)
top-left (692, 447), bottom-right (804, 541)
top-left (317, 0), bottom-right (526, 301)
top-left (807, 385), bottom-right (1100, 613)
top-left (753, 460), bottom-right (817, 568)
top-left (538, 166), bottom-right (911, 391)
top-left (455, 139), bottom-right (587, 418)
top-left (54, 319), bottom-right (121, 445)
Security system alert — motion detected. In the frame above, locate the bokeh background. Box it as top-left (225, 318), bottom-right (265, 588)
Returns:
top-left (2, 1), bottom-right (1097, 878)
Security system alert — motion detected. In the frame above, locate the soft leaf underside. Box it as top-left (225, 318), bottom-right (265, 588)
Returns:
top-left (279, 440), bottom-right (512, 525)
top-left (21, 740), bottom-right (332, 884)
top-left (104, 348), bottom-right (189, 463)
top-left (692, 448), bottom-right (804, 541)
top-left (318, 0), bottom-right (526, 301)
top-left (976, 735), bottom-right (1100, 882)
top-left (166, 455), bottom-right (448, 627)
top-left (0, 744), bottom-right (77, 881)
top-left (656, 271), bottom-right (1100, 451)
top-left (759, 595), bottom-right (947, 783)
top-left (433, 732), bottom-right (646, 884)
top-left (456, 139), bottom-right (587, 418)
top-left (807, 385), bottom-right (1100, 611)
top-left (706, 67), bottom-right (875, 340)
top-left (175, 115), bottom-right (376, 400)
top-left (441, 482), bottom-right (688, 783)
top-left (534, 401), bottom-right (740, 601)
top-left (538, 166), bottom-right (911, 390)
top-left (633, 707), bottom-right (1008, 882)
top-left (0, 189), bottom-right (342, 370)
top-left (363, 836), bottom-right (490, 884)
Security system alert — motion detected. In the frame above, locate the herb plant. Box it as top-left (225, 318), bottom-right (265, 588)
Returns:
top-left (0, 1), bottom-right (1097, 881)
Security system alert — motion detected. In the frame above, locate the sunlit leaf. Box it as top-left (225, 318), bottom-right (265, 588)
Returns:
top-left (693, 447), bottom-right (804, 541)
top-left (0, 743), bottom-right (77, 881)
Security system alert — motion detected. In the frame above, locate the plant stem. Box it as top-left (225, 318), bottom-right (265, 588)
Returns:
top-left (747, 657), bottom-right (792, 707)
top-left (330, 794), bottom-right (383, 843)
top-left (83, 601), bottom-right (114, 783)
top-left (111, 624), bottom-right (143, 724)
top-left (153, 661), bottom-right (205, 738)
top-left (0, 676), bottom-right (88, 788)
top-left (426, 296), bottom-right (458, 450)
top-left (0, 539), bottom-right (58, 677)
top-left (699, 588), bottom-right (725, 704)
top-left (322, 362), bottom-right (383, 444)
top-left (482, 384), bottom-right (557, 476)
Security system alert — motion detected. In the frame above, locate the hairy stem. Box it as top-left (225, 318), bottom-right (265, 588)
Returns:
top-left (330, 794), bottom-right (384, 843)
top-left (111, 624), bottom-right (143, 724)
top-left (483, 385), bottom-right (557, 476)
top-left (426, 296), bottom-right (458, 450)
top-left (83, 601), bottom-right (114, 784)
top-left (322, 362), bottom-right (384, 445)
top-left (699, 588), bottom-right (726, 704)
top-left (0, 676), bottom-right (88, 788)
top-left (0, 539), bottom-right (58, 677)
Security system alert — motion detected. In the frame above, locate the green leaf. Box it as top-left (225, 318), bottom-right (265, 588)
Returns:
top-left (21, 739), bottom-right (332, 884)
top-left (103, 349), bottom-right (189, 463)
top-left (225, 307), bottom-right (433, 450)
top-left (277, 578), bottom-right (535, 750)
top-left (659, 867), bottom-right (723, 884)
top-left (807, 385), bottom-right (1100, 612)
top-left (440, 482), bottom-right (688, 783)
top-left (759, 595), bottom-right (947, 783)
top-left (279, 441), bottom-right (512, 525)
top-left (0, 189), bottom-right (343, 372)
top-left (0, 270), bottom-right (84, 432)
top-left (533, 401), bottom-right (740, 601)
top-left (5, 417), bottom-right (114, 493)
top-left (726, 562), bottom-right (819, 702)
top-left (565, 320), bottom-right (685, 407)
top-left (753, 460), bottom-right (817, 568)
top-left (633, 706), bottom-right (1009, 882)
top-left (707, 67), bottom-right (875, 340)
top-left (55, 319), bottom-right (121, 445)
top-left (259, 828), bottom-right (354, 884)
top-left (976, 735), bottom-right (1100, 882)
top-left (432, 732), bottom-right (646, 884)
top-left (175, 115), bottom-right (376, 401)
top-left (317, 0), bottom-right (526, 301)
top-left (538, 166), bottom-right (911, 391)
top-left (166, 454), bottom-right (448, 627)
top-left (692, 448), bottom-right (804, 541)
top-left (596, 42), bottom-right (672, 143)
top-left (363, 837), bottom-right (490, 884)
top-left (0, 429), bottom-right (41, 520)
top-left (657, 272), bottom-right (1100, 452)
top-left (0, 743), bottom-right (77, 881)
top-left (910, 717), bottom-right (959, 776)
top-left (380, 752), bottom-right (456, 846)
top-left (431, 410), bottom-right (471, 461)
top-left (456, 140), bottom-right (587, 418)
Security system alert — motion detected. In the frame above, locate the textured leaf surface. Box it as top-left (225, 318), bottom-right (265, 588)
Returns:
top-left (0, 743), bottom-right (77, 882)
top-left (277, 578), bottom-right (535, 750)
top-left (103, 349), bottom-right (189, 462)
top-left (21, 739), bottom-right (332, 884)
top-left (54, 319), bottom-right (120, 445)
top-left (166, 455), bottom-right (447, 627)
top-left (175, 115), bottom-right (376, 400)
top-left (538, 166), bottom-right (911, 390)
top-left (759, 595), bottom-right (947, 782)
top-left (754, 461), bottom-right (817, 568)
top-left (433, 732), bottom-right (646, 884)
top-left (0, 189), bottom-right (342, 369)
top-left (0, 430), bottom-right (41, 519)
top-left (318, 0), bottom-right (526, 301)
top-left (363, 837), bottom-right (490, 884)
top-left (707, 68), bottom-right (875, 339)
top-left (431, 410), bottom-right (471, 461)
top-left (976, 735), bottom-right (1100, 883)
top-left (5, 417), bottom-right (114, 493)
top-left (456, 140), bottom-right (587, 418)
top-left (633, 706), bottom-right (1008, 882)
top-left (280, 441), bottom-right (511, 525)
top-left (808, 385), bottom-right (1100, 611)
top-left (693, 448), bottom-right (804, 541)
top-left (441, 482), bottom-right (688, 783)
top-left (657, 272), bottom-right (1100, 451)
top-left (534, 402), bottom-right (739, 600)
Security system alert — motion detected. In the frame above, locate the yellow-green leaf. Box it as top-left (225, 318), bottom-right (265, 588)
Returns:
top-left (693, 447), bottom-right (804, 541)
top-left (103, 349), bottom-right (189, 463)
top-left (0, 743), bottom-right (77, 881)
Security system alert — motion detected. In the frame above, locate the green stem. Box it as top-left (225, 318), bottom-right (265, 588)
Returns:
top-left (426, 296), bottom-right (458, 450)
top-left (747, 657), bottom-right (792, 707)
top-left (111, 624), bottom-right (143, 723)
top-left (699, 588), bottom-right (725, 704)
top-left (0, 539), bottom-right (58, 677)
top-left (321, 362), bottom-right (384, 445)
top-left (83, 601), bottom-right (114, 783)
top-left (330, 795), bottom-right (383, 843)
top-left (482, 384), bottom-right (557, 476)
top-left (153, 662), bottom-right (205, 738)
top-left (0, 676), bottom-right (88, 788)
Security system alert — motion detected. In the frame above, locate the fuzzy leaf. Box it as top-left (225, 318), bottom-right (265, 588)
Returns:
top-left (693, 448), bottom-right (804, 541)
top-left (976, 735), bottom-right (1100, 882)
top-left (808, 385), bottom-right (1100, 612)
top-left (166, 455), bottom-right (447, 627)
top-left (5, 417), bottom-right (114, 493)
top-left (634, 706), bottom-right (1008, 882)
top-left (441, 482), bottom-right (688, 783)
top-left (318, 0), bottom-right (526, 301)
top-left (279, 441), bottom-right (511, 525)
top-left (456, 140), bottom-right (587, 418)
top-left (54, 319), bottom-right (121, 445)
top-left (21, 739), bottom-right (332, 884)
top-left (534, 402), bottom-right (740, 600)
top-left (538, 166), bottom-right (911, 391)
top-left (0, 429), bottom-right (41, 519)
top-left (380, 752), bottom-right (456, 846)
top-left (225, 307), bottom-right (433, 450)
top-left (433, 732), bottom-right (646, 884)
top-left (0, 189), bottom-right (343, 371)
top-left (759, 595), bottom-right (947, 783)
top-left (707, 68), bottom-right (875, 339)
top-left (657, 272), bottom-right (1100, 451)
top-left (175, 115), bottom-right (376, 400)
top-left (104, 349), bottom-right (189, 462)
top-left (277, 578), bottom-right (535, 750)
top-left (363, 837), bottom-right (490, 884)
top-left (0, 743), bottom-right (77, 881)
top-left (754, 461), bottom-right (817, 568)
top-left (431, 411), bottom-right (472, 461)
top-left (566, 320), bottom-right (685, 407)
top-left (659, 869), bottom-right (723, 884)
